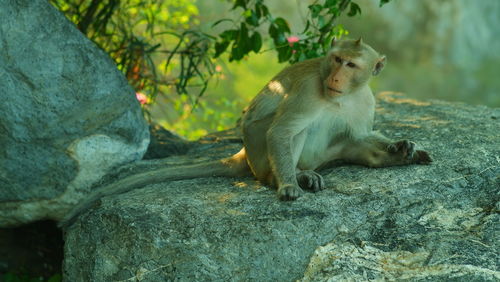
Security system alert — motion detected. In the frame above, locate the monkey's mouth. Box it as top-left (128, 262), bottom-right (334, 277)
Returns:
top-left (327, 87), bottom-right (343, 94)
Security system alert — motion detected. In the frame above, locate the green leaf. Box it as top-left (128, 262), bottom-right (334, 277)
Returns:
top-left (269, 23), bottom-right (278, 38)
top-left (214, 40), bottom-right (230, 58)
top-left (379, 0), bottom-right (390, 7)
top-left (325, 0), bottom-right (339, 8)
top-left (238, 22), bottom-right (250, 52)
top-left (228, 22), bottom-right (252, 61)
top-left (219, 29), bottom-right (238, 40)
top-left (239, 22), bottom-right (248, 36)
top-left (277, 46), bottom-right (293, 62)
top-left (245, 10), bottom-right (259, 26)
top-left (269, 22), bottom-right (286, 47)
top-left (243, 9), bottom-right (252, 18)
top-left (255, 3), bottom-right (262, 18)
top-left (348, 2), bottom-right (361, 17)
top-left (308, 4), bottom-right (323, 18)
top-left (298, 52), bottom-right (308, 62)
top-left (318, 15), bottom-right (325, 30)
top-left (250, 32), bottom-right (262, 53)
top-left (323, 32), bottom-right (335, 51)
top-left (273, 32), bottom-right (287, 45)
top-left (259, 4), bottom-right (270, 17)
top-left (230, 42), bottom-right (243, 61)
top-left (306, 48), bottom-right (320, 58)
top-left (274, 17), bottom-right (290, 33)
top-left (232, 0), bottom-right (247, 10)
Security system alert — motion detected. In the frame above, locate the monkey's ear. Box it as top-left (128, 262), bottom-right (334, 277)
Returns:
top-left (373, 56), bottom-right (386, 76)
top-left (331, 37), bottom-right (338, 47)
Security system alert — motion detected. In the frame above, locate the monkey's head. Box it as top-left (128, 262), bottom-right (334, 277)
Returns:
top-left (320, 38), bottom-right (386, 97)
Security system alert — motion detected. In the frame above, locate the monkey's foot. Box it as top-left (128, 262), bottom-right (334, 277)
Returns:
top-left (388, 140), bottom-right (416, 158)
top-left (388, 140), bottom-right (432, 164)
top-left (277, 184), bottom-right (303, 201)
top-left (413, 150), bottom-right (432, 164)
top-left (297, 170), bottom-right (325, 192)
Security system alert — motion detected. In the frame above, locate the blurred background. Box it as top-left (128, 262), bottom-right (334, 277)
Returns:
top-left (340, 0), bottom-right (500, 107)
top-left (54, 0), bottom-right (500, 139)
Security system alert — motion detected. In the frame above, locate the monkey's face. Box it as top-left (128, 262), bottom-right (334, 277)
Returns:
top-left (322, 53), bottom-right (358, 96)
top-left (321, 40), bottom-right (386, 97)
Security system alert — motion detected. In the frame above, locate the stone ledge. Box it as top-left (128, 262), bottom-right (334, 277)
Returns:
top-left (63, 95), bottom-right (499, 281)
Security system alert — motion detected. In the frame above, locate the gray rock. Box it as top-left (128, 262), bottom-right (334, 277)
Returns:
top-left (143, 124), bottom-right (192, 160)
top-left (301, 241), bottom-right (500, 281)
top-left (63, 93), bottom-right (499, 281)
top-left (0, 0), bottom-right (149, 226)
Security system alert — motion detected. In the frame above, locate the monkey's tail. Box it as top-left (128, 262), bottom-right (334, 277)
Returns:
top-left (59, 149), bottom-right (250, 228)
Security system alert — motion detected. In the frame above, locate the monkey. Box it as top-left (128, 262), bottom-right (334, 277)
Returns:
top-left (60, 38), bottom-right (431, 227)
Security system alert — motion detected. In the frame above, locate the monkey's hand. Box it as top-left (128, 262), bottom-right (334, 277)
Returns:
top-left (388, 140), bottom-right (432, 164)
top-left (297, 170), bottom-right (325, 192)
top-left (277, 184), bottom-right (303, 201)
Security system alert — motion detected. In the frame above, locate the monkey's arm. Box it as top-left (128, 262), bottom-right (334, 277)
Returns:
top-left (266, 95), bottom-right (322, 200)
top-left (341, 132), bottom-right (432, 167)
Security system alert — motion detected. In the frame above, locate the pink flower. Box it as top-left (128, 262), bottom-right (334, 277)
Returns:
top-left (287, 36), bottom-right (300, 46)
top-left (135, 92), bottom-right (148, 105)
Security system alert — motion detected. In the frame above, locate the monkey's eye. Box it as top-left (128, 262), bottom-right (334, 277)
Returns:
top-left (334, 56), bottom-right (342, 64)
top-left (347, 62), bottom-right (357, 68)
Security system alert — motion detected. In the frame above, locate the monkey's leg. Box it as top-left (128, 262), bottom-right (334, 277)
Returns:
top-left (296, 170), bottom-right (325, 192)
top-left (342, 133), bottom-right (432, 168)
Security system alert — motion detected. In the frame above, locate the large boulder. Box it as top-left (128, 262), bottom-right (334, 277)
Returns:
top-left (63, 93), bottom-right (499, 281)
top-left (0, 0), bottom-right (149, 226)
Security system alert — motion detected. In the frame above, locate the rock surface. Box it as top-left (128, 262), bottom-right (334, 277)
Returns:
top-left (0, 0), bottom-right (149, 226)
top-left (142, 124), bottom-right (193, 160)
top-left (63, 93), bottom-right (499, 281)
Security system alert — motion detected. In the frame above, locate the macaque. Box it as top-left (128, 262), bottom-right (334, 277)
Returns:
top-left (60, 38), bottom-right (431, 227)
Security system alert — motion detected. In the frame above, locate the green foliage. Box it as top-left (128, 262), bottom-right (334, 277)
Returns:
top-left (213, 0), bottom-right (390, 64)
top-left (50, 0), bottom-right (213, 112)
